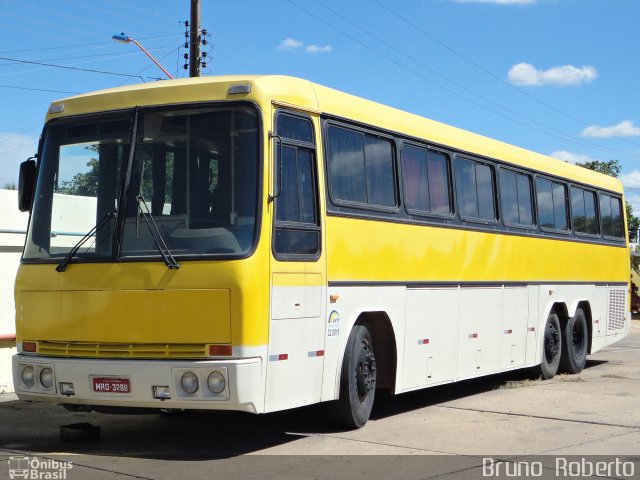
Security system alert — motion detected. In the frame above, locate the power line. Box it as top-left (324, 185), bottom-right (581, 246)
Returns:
top-left (0, 44), bottom-right (178, 66)
top-left (0, 34), bottom-right (181, 55)
top-left (64, 0), bottom-right (175, 32)
top-left (294, 1), bottom-right (640, 159)
top-left (0, 140), bottom-right (38, 157)
top-left (0, 56), bottom-right (160, 81)
top-left (101, 0), bottom-right (177, 21)
top-left (0, 85), bottom-right (80, 95)
top-left (2, 11), bottom-right (114, 42)
top-left (371, 0), bottom-right (640, 149)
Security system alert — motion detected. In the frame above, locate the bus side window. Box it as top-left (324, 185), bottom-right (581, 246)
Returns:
top-left (402, 145), bottom-right (452, 216)
top-left (571, 186), bottom-right (598, 235)
top-left (536, 178), bottom-right (568, 231)
top-left (600, 193), bottom-right (624, 238)
top-left (327, 125), bottom-right (397, 208)
top-left (499, 169), bottom-right (533, 227)
top-left (274, 113), bottom-right (321, 259)
top-left (455, 157), bottom-right (496, 222)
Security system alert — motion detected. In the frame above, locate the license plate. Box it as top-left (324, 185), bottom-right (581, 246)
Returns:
top-left (92, 377), bottom-right (130, 394)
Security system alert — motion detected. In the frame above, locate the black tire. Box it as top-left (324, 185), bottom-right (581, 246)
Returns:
top-left (539, 313), bottom-right (561, 380)
top-left (559, 308), bottom-right (588, 374)
top-left (332, 324), bottom-right (377, 429)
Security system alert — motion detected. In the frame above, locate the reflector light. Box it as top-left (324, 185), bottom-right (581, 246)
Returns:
top-left (48, 104), bottom-right (65, 114)
top-left (152, 386), bottom-right (172, 400)
top-left (418, 339), bottom-right (430, 345)
top-left (60, 382), bottom-right (75, 395)
top-left (269, 353), bottom-right (289, 361)
top-left (209, 344), bottom-right (232, 356)
top-left (469, 333), bottom-right (478, 339)
top-left (228, 84), bottom-right (251, 95)
top-left (307, 350), bottom-right (325, 357)
top-left (504, 329), bottom-right (513, 335)
top-left (528, 327), bottom-right (536, 332)
top-left (22, 342), bottom-right (36, 353)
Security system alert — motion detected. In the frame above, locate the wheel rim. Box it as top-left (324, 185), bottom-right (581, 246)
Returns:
top-left (571, 318), bottom-right (586, 356)
top-left (544, 321), bottom-right (560, 364)
top-left (354, 339), bottom-right (376, 403)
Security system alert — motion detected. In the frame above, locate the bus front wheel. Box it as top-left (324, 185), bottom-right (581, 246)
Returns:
top-left (539, 313), bottom-right (561, 380)
top-left (333, 324), bottom-right (377, 429)
top-left (559, 308), bottom-right (588, 374)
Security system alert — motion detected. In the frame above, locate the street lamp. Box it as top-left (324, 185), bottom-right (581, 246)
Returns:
top-left (112, 33), bottom-right (174, 80)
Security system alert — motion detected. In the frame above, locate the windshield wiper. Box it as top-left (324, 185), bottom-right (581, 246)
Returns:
top-left (56, 212), bottom-right (116, 272)
top-left (136, 195), bottom-right (180, 269)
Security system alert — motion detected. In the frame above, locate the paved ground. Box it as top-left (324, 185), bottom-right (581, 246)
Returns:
top-left (1, 322), bottom-right (639, 479)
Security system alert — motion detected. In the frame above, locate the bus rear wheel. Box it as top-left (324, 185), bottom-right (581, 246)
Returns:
top-left (333, 324), bottom-right (377, 429)
top-left (559, 308), bottom-right (588, 374)
top-left (539, 313), bottom-right (561, 380)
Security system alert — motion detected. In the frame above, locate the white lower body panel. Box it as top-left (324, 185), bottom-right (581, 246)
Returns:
top-left (12, 355), bottom-right (264, 413)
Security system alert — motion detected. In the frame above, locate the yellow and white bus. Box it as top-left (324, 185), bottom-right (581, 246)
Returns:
top-left (12, 75), bottom-right (630, 428)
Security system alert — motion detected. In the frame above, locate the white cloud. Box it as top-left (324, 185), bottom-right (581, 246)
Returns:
top-left (620, 170), bottom-right (640, 189)
top-left (306, 44), bottom-right (333, 54)
top-left (549, 150), bottom-right (598, 164)
top-left (0, 132), bottom-right (39, 188)
top-left (277, 38), bottom-right (333, 54)
top-left (277, 38), bottom-right (304, 51)
top-left (451, 0), bottom-right (536, 4)
top-left (508, 63), bottom-right (597, 86)
top-left (581, 120), bottom-right (640, 139)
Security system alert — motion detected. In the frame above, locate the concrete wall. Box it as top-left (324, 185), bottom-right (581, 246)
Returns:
top-left (0, 189), bottom-right (29, 392)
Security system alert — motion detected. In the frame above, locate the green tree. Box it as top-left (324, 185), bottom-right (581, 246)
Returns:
top-left (575, 159), bottom-right (622, 178)
top-left (58, 157), bottom-right (99, 196)
top-left (3, 182), bottom-right (16, 190)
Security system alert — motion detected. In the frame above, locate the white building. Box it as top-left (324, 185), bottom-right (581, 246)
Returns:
top-left (0, 189), bottom-right (29, 393)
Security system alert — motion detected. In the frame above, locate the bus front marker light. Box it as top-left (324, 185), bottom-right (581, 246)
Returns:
top-left (207, 371), bottom-right (225, 394)
top-left (21, 365), bottom-right (35, 387)
top-left (39, 367), bottom-right (54, 388)
top-left (181, 372), bottom-right (199, 394)
top-left (153, 386), bottom-right (172, 400)
top-left (60, 382), bottom-right (75, 396)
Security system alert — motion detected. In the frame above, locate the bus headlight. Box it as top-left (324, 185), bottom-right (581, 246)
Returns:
top-left (207, 371), bottom-right (225, 394)
top-left (39, 367), bottom-right (54, 388)
top-left (21, 366), bottom-right (35, 387)
top-left (180, 371), bottom-right (199, 394)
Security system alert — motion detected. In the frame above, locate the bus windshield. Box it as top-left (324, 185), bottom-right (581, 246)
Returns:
top-left (24, 104), bottom-right (260, 262)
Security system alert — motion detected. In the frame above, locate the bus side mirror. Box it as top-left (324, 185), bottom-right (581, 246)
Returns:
top-left (18, 158), bottom-right (36, 212)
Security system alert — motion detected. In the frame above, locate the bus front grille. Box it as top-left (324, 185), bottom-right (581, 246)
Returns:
top-left (35, 341), bottom-right (208, 359)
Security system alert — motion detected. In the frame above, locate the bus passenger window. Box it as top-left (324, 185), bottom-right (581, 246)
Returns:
top-left (402, 145), bottom-right (451, 215)
top-left (454, 157), bottom-right (496, 221)
top-left (499, 169), bottom-right (533, 226)
top-left (536, 178), bottom-right (568, 231)
top-left (327, 125), bottom-right (396, 208)
top-left (600, 194), bottom-right (624, 238)
top-left (571, 187), bottom-right (598, 235)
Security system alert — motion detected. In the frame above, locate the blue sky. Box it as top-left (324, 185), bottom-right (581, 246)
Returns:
top-left (1, 0), bottom-right (640, 210)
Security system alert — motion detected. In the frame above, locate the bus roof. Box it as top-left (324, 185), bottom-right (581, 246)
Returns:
top-left (46, 74), bottom-right (623, 194)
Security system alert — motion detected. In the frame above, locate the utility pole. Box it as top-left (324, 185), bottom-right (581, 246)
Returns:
top-left (189, 0), bottom-right (201, 77)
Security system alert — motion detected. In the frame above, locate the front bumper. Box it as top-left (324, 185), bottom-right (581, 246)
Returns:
top-left (12, 354), bottom-right (263, 413)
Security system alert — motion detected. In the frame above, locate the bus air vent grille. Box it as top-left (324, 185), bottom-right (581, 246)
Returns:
top-left (36, 341), bottom-right (208, 358)
top-left (607, 289), bottom-right (626, 332)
